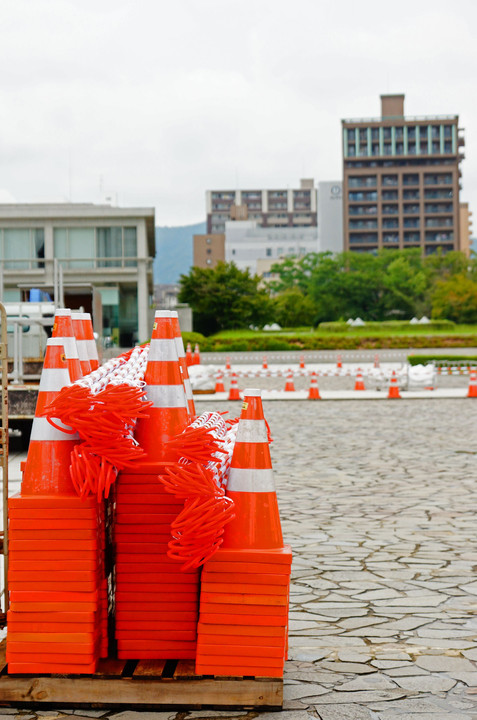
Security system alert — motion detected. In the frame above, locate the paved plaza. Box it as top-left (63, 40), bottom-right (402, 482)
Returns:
top-left (3, 396), bottom-right (477, 719)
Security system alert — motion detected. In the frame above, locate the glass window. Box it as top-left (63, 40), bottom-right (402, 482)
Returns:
top-left (266, 248), bottom-right (272, 257)
top-left (69, 228), bottom-right (95, 268)
top-left (3, 229), bottom-right (30, 269)
top-left (382, 175), bottom-right (398, 186)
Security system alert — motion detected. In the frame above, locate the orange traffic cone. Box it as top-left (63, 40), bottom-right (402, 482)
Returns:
top-left (467, 369), bottom-right (477, 398)
top-left (354, 368), bottom-right (365, 391)
top-left (52, 309), bottom-right (83, 381)
top-left (374, 354), bottom-right (380, 369)
top-left (215, 371), bottom-right (225, 393)
top-left (185, 343), bottom-right (193, 367)
top-left (134, 311), bottom-right (189, 462)
top-left (262, 356), bottom-right (268, 370)
top-left (82, 313), bottom-right (99, 371)
top-left (171, 311), bottom-right (196, 417)
top-left (21, 339), bottom-right (81, 496)
top-left (387, 371), bottom-right (402, 399)
top-left (228, 373), bottom-right (241, 401)
top-left (308, 372), bottom-right (321, 400)
top-left (284, 370), bottom-right (295, 392)
top-left (336, 354), bottom-right (342, 369)
top-left (193, 344), bottom-right (201, 365)
top-left (223, 388), bottom-right (283, 550)
top-left (72, 313), bottom-right (92, 376)
top-left (299, 355), bottom-right (305, 370)
top-left (225, 356), bottom-right (231, 371)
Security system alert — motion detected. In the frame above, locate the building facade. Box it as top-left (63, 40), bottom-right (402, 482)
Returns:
top-left (342, 94), bottom-right (465, 255)
top-left (193, 233), bottom-right (225, 269)
top-left (459, 202), bottom-right (473, 257)
top-left (0, 203), bottom-right (155, 346)
top-left (206, 179), bottom-right (317, 234)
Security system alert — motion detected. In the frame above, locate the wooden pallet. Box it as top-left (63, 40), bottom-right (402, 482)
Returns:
top-left (0, 644), bottom-right (282, 709)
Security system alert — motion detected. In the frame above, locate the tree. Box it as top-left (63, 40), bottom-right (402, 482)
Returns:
top-left (271, 288), bottom-right (316, 327)
top-left (431, 274), bottom-right (477, 323)
top-left (178, 262), bottom-right (273, 335)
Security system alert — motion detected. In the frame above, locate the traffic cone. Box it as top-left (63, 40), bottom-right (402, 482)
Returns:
top-left (134, 311), bottom-right (189, 462)
top-left (223, 388), bottom-right (283, 550)
top-left (193, 344), bottom-right (201, 365)
top-left (284, 371), bottom-right (295, 392)
top-left (21, 339), bottom-right (81, 496)
top-left (467, 369), bottom-right (477, 398)
top-left (374, 354), bottom-right (380, 369)
top-left (215, 371), bottom-right (225, 393)
top-left (225, 356), bottom-right (231, 371)
top-left (387, 371), bottom-right (402, 399)
top-left (336, 354), bottom-right (342, 369)
top-left (72, 313), bottom-right (92, 376)
top-left (52, 309), bottom-right (83, 381)
top-left (185, 343), bottom-right (193, 367)
top-left (308, 372), bottom-right (321, 400)
top-left (354, 368), bottom-right (365, 391)
top-left (262, 356), bottom-right (268, 370)
top-left (299, 355), bottom-right (305, 370)
top-left (170, 311), bottom-right (196, 417)
top-left (228, 373), bottom-right (241, 401)
top-left (82, 313), bottom-right (99, 371)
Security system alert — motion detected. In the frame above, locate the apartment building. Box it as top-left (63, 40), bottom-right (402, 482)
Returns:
top-left (206, 179), bottom-right (317, 234)
top-left (342, 94), bottom-right (465, 254)
top-left (0, 203), bottom-right (155, 345)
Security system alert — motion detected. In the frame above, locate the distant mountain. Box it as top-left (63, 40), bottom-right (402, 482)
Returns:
top-left (154, 222), bottom-right (206, 284)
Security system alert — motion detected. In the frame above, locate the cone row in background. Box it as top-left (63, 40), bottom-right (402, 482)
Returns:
top-left (115, 310), bottom-right (199, 659)
top-left (388, 370), bottom-right (402, 399)
top-left (215, 371), bottom-right (225, 393)
top-left (196, 389), bottom-right (292, 678)
top-left (354, 368), bottom-right (365, 391)
top-left (228, 373), bottom-right (241, 401)
top-left (299, 355), bottom-right (305, 370)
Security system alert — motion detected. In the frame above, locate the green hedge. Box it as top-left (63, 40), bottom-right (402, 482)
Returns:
top-left (319, 320), bottom-right (456, 332)
top-left (408, 354), bottom-right (477, 366)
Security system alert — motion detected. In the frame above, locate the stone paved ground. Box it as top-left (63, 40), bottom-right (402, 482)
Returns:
top-left (4, 398), bottom-right (477, 719)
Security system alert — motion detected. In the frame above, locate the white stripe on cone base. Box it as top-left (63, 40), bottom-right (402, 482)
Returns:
top-left (235, 418), bottom-right (268, 443)
top-left (59, 336), bottom-right (79, 359)
top-left (30, 416), bottom-right (79, 441)
top-left (227, 467), bottom-right (276, 492)
top-left (174, 337), bottom-right (186, 359)
top-left (38, 368), bottom-right (71, 392)
top-left (183, 378), bottom-right (194, 400)
top-left (148, 338), bottom-right (180, 362)
top-left (76, 341), bottom-right (90, 362)
top-left (146, 385), bottom-right (188, 408)
top-left (85, 339), bottom-right (99, 359)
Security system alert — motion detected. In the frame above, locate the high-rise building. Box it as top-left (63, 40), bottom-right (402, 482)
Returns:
top-left (342, 94), bottom-right (465, 255)
top-left (459, 202), bottom-right (473, 258)
top-left (317, 181), bottom-right (343, 253)
top-left (206, 179), bottom-right (317, 234)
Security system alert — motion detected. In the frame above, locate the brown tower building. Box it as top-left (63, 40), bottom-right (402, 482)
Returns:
top-left (342, 94), bottom-right (465, 254)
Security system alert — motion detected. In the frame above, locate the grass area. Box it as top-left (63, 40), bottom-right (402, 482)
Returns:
top-left (212, 323), bottom-right (477, 339)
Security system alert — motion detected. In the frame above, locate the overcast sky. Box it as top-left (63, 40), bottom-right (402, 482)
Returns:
top-left (1, 0), bottom-right (476, 226)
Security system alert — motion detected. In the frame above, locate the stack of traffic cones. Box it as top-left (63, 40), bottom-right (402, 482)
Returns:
top-left (308, 372), bottom-right (321, 400)
top-left (115, 311), bottom-right (199, 659)
top-left (171, 310), bottom-right (196, 417)
top-left (228, 373), bottom-right (241, 400)
top-left (354, 368), bottom-right (366, 391)
top-left (284, 371), bottom-right (295, 392)
top-left (7, 336), bottom-right (105, 674)
top-left (467, 369), bottom-right (477, 398)
top-left (387, 371), bottom-right (402, 399)
top-left (72, 313), bottom-right (92, 376)
top-left (196, 389), bottom-right (292, 678)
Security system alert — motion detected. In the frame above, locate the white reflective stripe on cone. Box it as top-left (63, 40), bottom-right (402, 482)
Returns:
top-left (227, 467), bottom-right (275, 493)
top-left (146, 385), bottom-right (187, 408)
top-left (174, 337), bottom-right (186, 359)
top-left (183, 378), bottom-right (193, 400)
top-left (85, 339), bottom-right (99, 357)
top-left (60, 336), bottom-right (79, 359)
top-left (148, 338), bottom-right (179, 362)
top-left (38, 368), bottom-right (71, 392)
top-left (30, 416), bottom-right (79, 441)
top-left (235, 419), bottom-right (268, 443)
top-left (76, 341), bottom-right (90, 361)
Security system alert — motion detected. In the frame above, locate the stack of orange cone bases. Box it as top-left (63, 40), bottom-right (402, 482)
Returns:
top-left (114, 311), bottom-right (200, 659)
top-left (196, 388), bottom-right (292, 678)
top-left (7, 328), bottom-right (107, 674)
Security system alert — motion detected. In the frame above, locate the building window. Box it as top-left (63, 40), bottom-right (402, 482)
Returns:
top-left (0, 228), bottom-right (45, 269)
top-left (403, 174), bottom-right (419, 186)
top-left (265, 248), bottom-right (272, 257)
top-left (232, 249), bottom-right (236, 255)
top-left (206, 248), bottom-right (212, 254)
top-left (53, 226), bottom-right (137, 269)
top-left (382, 175), bottom-right (398, 186)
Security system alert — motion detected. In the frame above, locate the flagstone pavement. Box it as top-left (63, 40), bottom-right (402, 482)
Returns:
top-left (3, 398), bottom-right (477, 719)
